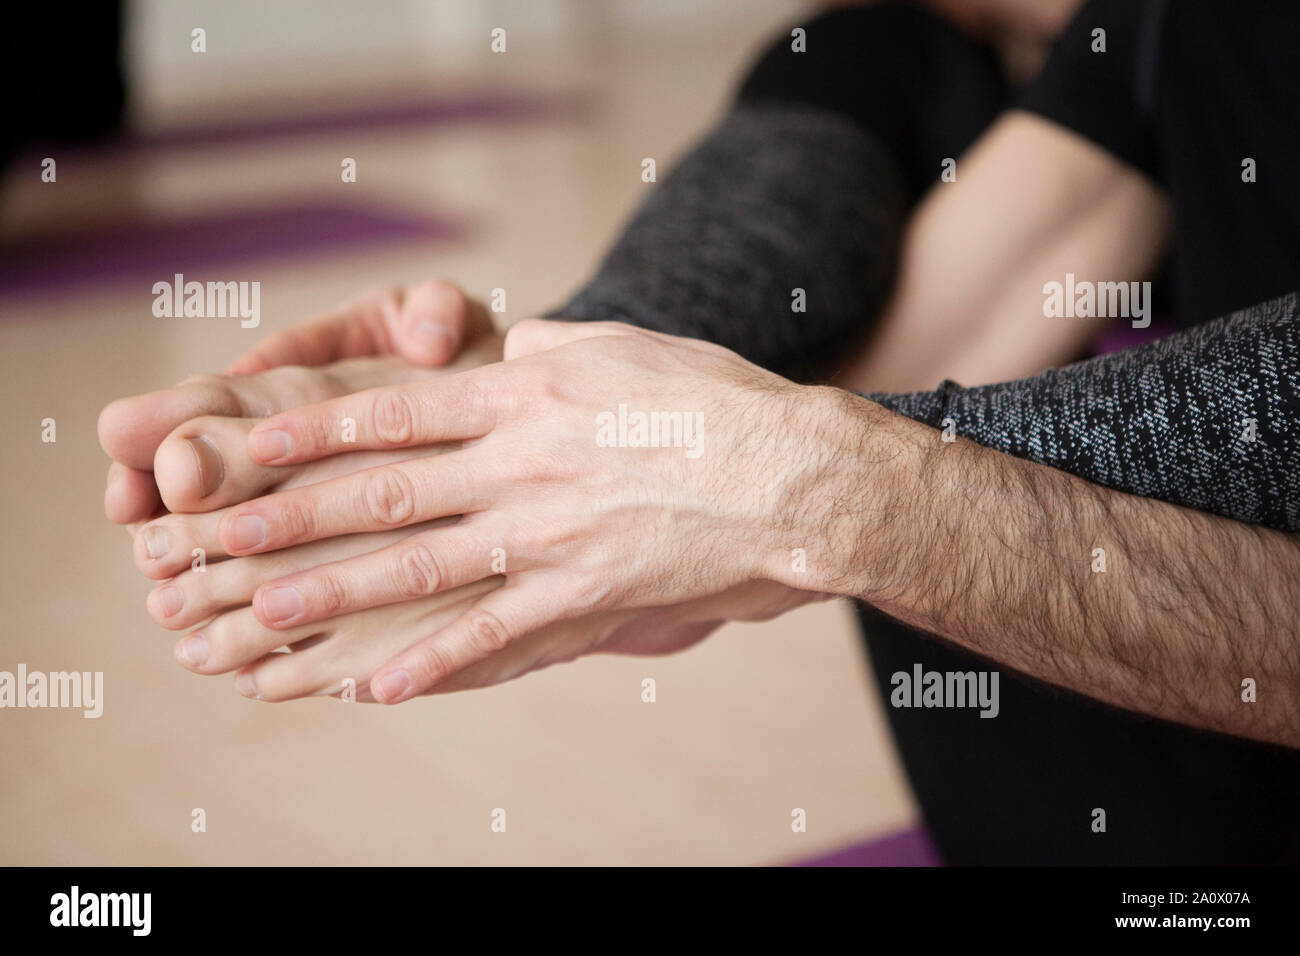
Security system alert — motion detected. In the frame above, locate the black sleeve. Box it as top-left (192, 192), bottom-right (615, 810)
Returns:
top-left (545, 4), bottom-right (1007, 378)
top-left (1017, 0), bottom-right (1168, 182)
top-left (865, 292), bottom-right (1300, 532)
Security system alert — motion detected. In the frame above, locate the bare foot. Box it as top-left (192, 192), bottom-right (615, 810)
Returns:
top-left (99, 327), bottom-right (503, 524)
top-left (138, 414), bottom-right (503, 701)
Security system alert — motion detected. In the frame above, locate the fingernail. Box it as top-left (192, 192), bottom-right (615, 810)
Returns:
top-left (261, 586), bottom-right (303, 624)
top-left (153, 585), bottom-right (184, 618)
top-left (375, 669), bottom-right (411, 703)
top-left (250, 429), bottom-right (292, 463)
top-left (176, 632), bottom-right (209, 667)
top-left (414, 320), bottom-right (458, 351)
top-left (144, 526), bottom-right (170, 560)
top-left (228, 514), bottom-right (267, 551)
top-left (234, 672), bottom-right (261, 699)
top-left (184, 435), bottom-right (226, 498)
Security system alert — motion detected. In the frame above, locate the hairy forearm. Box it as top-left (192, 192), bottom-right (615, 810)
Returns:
top-left (801, 391), bottom-right (1300, 748)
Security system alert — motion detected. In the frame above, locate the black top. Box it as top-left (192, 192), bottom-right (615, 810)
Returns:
top-left (1019, 0), bottom-right (1300, 325)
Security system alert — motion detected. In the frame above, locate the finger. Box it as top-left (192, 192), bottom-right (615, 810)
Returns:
top-left (502, 317), bottom-right (637, 359)
top-left (369, 581), bottom-right (563, 703)
top-left (246, 369), bottom-right (501, 465)
top-left (134, 441), bottom-right (460, 577)
top-left (216, 453), bottom-right (487, 555)
top-left (173, 606), bottom-right (326, 675)
top-left (146, 521), bottom-right (449, 630)
top-left (250, 519), bottom-right (504, 628)
top-left (104, 461), bottom-right (163, 525)
top-left (234, 577), bottom-right (498, 702)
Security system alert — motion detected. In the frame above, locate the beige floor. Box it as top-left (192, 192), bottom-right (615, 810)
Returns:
top-left (0, 12), bottom-right (915, 865)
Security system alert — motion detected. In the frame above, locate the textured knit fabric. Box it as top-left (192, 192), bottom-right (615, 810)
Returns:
top-left (865, 291), bottom-right (1300, 532)
top-left (550, 104), bottom-right (907, 378)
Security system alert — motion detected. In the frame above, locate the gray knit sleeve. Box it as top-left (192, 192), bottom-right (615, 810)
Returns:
top-left (865, 292), bottom-right (1300, 531)
top-left (546, 103), bottom-right (907, 377)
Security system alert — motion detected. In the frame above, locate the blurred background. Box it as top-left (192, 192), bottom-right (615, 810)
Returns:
top-left (0, 0), bottom-right (918, 865)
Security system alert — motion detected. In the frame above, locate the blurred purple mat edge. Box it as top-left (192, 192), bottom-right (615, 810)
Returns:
top-left (791, 826), bottom-right (942, 867)
top-left (15, 91), bottom-right (589, 160)
top-left (0, 203), bottom-right (467, 300)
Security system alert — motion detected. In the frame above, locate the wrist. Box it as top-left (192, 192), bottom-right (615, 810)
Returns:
top-left (758, 385), bottom-right (913, 597)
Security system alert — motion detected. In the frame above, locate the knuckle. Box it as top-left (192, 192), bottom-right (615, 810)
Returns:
top-left (306, 413), bottom-right (342, 454)
top-left (512, 447), bottom-right (564, 484)
top-left (413, 641), bottom-right (455, 685)
top-left (277, 499), bottom-right (318, 542)
top-left (313, 571), bottom-right (351, 616)
top-left (463, 607), bottom-right (513, 656)
top-left (396, 543), bottom-right (445, 597)
top-left (362, 467), bottom-right (417, 527)
top-left (372, 391), bottom-right (417, 445)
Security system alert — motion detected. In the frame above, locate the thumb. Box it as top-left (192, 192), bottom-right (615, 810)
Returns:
top-left (387, 279), bottom-right (491, 367)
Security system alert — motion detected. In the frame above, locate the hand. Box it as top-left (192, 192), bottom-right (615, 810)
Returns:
top-left (224, 320), bottom-right (844, 701)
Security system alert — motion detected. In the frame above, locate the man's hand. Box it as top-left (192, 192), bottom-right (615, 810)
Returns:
top-left (207, 320), bottom-right (833, 702)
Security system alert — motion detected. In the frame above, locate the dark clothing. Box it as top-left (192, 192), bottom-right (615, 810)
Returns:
top-left (1021, 0), bottom-right (1300, 326)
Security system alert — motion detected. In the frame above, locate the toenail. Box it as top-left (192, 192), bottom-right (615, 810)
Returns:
top-left (176, 633), bottom-right (209, 667)
top-left (228, 514), bottom-right (267, 551)
top-left (144, 526), bottom-right (171, 560)
top-left (375, 669), bottom-right (411, 703)
top-left (184, 435), bottom-right (226, 498)
top-left (154, 586), bottom-right (184, 618)
top-left (249, 429), bottom-right (292, 463)
top-left (261, 586), bottom-right (303, 623)
top-left (234, 672), bottom-right (261, 699)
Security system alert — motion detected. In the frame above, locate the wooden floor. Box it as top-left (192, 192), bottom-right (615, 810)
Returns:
top-left (0, 9), bottom-right (916, 865)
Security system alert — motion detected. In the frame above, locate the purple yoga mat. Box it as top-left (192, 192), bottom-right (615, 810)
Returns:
top-left (791, 826), bottom-right (943, 867)
top-left (0, 202), bottom-right (467, 300)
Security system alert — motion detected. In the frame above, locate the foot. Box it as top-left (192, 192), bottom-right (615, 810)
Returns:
top-left (100, 332), bottom-right (503, 525)
top-left (137, 414), bottom-right (503, 701)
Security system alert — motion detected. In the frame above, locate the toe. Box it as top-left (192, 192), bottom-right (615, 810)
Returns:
top-left (154, 417), bottom-right (306, 513)
top-left (134, 511), bottom-right (228, 579)
top-left (104, 462), bottom-right (163, 525)
top-left (98, 377), bottom-right (246, 471)
top-left (174, 606), bottom-right (322, 675)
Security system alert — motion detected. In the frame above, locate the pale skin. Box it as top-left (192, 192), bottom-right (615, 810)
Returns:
top-left (100, 112), bottom-right (1298, 746)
